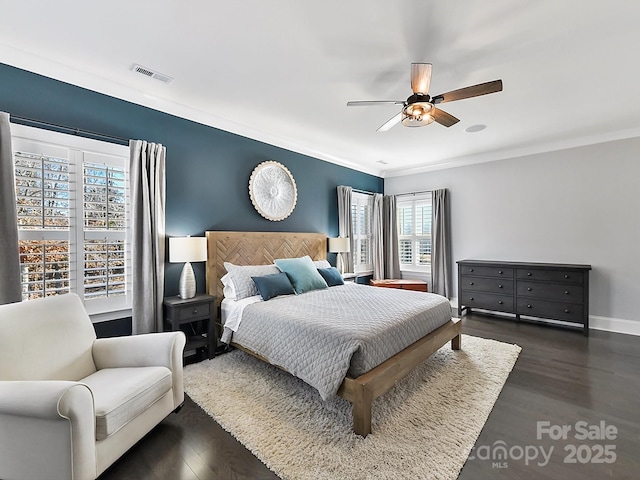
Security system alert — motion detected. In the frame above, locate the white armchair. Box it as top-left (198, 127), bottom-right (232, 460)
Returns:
top-left (0, 293), bottom-right (186, 480)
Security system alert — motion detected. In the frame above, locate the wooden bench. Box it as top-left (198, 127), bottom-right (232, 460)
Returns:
top-left (370, 279), bottom-right (428, 292)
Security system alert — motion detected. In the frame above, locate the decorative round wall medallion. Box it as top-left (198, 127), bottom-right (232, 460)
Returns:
top-left (249, 161), bottom-right (297, 221)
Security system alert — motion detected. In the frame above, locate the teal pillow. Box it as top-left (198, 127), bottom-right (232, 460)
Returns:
top-left (317, 267), bottom-right (345, 287)
top-left (251, 272), bottom-right (295, 301)
top-left (274, 256), bottom-right (328, 294)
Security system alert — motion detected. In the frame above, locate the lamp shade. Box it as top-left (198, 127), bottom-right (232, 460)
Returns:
top-left (169, 237), bottom-right (207, 263)
top-left (328, 237), bottom-right (350, 253)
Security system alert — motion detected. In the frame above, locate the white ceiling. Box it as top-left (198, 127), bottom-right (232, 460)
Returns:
top-left (1, 0), bottom-right (639, 177)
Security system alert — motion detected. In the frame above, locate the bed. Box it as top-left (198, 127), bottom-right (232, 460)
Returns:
top-left (206, 231), bottom-right (461, 437)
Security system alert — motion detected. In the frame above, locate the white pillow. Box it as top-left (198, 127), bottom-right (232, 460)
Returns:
top-left (221, 273), bottom-right (236, 300)
top-left (313, 259), bottom-right (331, 269)
top-left (223, 262), bottom-right (280, 300)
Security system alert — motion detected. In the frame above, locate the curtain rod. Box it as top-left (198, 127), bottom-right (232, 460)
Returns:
top-left (395, 190), bottom-right (432, 197)
top-left (10, 115), bottom-right (130, 146)
top-left (352, 188), bottom-right (376, 195)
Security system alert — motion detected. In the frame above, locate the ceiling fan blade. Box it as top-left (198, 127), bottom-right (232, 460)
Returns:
top-left (411, 63), bottom-right (432, 94)
top-left (347, 100), bottom-right (405, 107)
top-left (432, 79), bottom-right (503, 104)
top-left (377, 112), bottom-right (403, 132)
top-left (432, 108), bottom-right (460, 127)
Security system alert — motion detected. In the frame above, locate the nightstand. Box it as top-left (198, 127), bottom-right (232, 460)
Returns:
top-left (163, 294), bottom-right (216, 362)
top-left (342, 272), bottom-right (359, 283)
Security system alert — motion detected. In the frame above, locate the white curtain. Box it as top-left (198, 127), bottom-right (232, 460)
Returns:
top-left (372, 193), bottom-right (384, 279)
top-left (431, 188), bottom-right (451, 298)
top-left (0, 112), bottom-right (22, 305)
top-left (130, 140), bottom-right (166, 334)
top-left (336, 186), bottom-right (354, 273)
top-left (383, 195), bottom-right (401, 279)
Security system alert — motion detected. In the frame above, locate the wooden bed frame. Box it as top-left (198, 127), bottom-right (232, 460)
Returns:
top-left (206, 231), bottom-right (461, 437)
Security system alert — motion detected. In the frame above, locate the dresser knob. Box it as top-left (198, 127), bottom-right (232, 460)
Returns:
top-left (498, 284), bottom-right (503, 288)
top-left (564, 274), bottom-right (569, 279)
top-left (527, 304), bottom-right (532, 308)
top-left (498, 300), bottom-right (503, 304)
top-left (564, 291), bottom-right (569, 295)
top-left (192, 308), bottom-right (198, 315)
top-left (469, 268), bottom-right (474, 272)
top-left (527, 287), bottom-right (532, 291)
top-left (564, 309), bottom-right (570, 313)
top-left (527, 272), bottom-right (532, 276)
top-left (469, 281), bottom-right (474, 285)
top-left (498, 270), bottom-right (503, 274)
top-left (470, 297), bottom-right (474, 301)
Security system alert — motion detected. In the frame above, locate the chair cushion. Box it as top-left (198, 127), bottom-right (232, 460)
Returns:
top-left (81, 366), bottom-right (172, 440)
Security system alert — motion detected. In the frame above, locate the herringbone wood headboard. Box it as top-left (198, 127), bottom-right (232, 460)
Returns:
top-left (205, 231), bottom-right (327, 304)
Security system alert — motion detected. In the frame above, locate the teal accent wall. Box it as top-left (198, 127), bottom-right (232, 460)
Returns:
top-left (0, 63), bottom-right (383, 297)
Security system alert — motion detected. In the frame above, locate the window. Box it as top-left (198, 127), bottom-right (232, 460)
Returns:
top-left (12, 124), bottom-right (130, 316)
top-left (397, 193), bottom-right (432, 271)
top-left (351, 191), bottom-right (373, 273)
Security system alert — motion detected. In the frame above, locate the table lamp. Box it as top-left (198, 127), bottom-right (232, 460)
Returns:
top-left (169, 236), bottom-right (207, 299)
top-left (328, 237), bottom-right (350, 275)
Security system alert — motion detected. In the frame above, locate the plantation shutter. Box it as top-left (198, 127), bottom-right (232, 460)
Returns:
top-left (12, 126), bottom-right (130, 314)
top-left (14, 147), bottom-right (72, 299)
top-left (82, 153), bottom-right (128, 300)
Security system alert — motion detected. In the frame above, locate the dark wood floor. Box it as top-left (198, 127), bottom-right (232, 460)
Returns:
top-left (98, 312), bottom-right (640, 480)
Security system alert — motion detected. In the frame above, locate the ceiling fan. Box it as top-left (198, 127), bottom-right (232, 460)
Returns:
top-left (347, 63), bottom-right (503, 132)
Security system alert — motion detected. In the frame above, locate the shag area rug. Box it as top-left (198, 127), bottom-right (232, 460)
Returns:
top-left (184, 335), bottom-right (521, 480)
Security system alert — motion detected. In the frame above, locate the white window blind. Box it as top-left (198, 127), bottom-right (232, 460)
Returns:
top-left (12, 125), bottom-right (130, 315)
top-left (351, 191), bottom-right (373, 273)
top-left (397, 193), bottom-right (432, 271)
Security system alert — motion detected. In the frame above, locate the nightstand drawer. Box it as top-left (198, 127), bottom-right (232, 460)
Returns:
top-left (517, 281), bottom-right (584, 303)
top-left (177, 302), bottom-right (211, 321)
top-left (516, 269), bottom-right (584, 284)
top-left (460, 265), bottom-right (513, 278)
top-left (460, 291), bottom-right (513, 311)
top-left (516, 298), bottom-right (584, 323)
top-left (461, 275), bottom-right (513, 294)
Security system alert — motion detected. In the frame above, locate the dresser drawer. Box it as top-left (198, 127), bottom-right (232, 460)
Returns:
top-left (176, 302), bottom-right (211, 321)
top-left (460, 291), bottom-right (514, 311)
top-left (460, 265), bottom-right (513, 278)
top-left (516, 269), bottom-right (584, 284)
top-left (461, 275), bottom-right (513, 294)
top-left (516, 298), bottom-right (584, 323)
top-left (517, 281), bottom-right (584, 303)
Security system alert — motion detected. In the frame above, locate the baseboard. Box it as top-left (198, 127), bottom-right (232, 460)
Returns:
top-left (449, 299), bottom-right (639, 337)
top-left (589, 315), bottom-right (640, 336)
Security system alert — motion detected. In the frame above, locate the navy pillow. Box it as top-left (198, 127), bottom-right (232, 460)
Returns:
top-left (317, 267), bottom-right (345, 286)
top-left (252, 272), bottom-right (296, 301)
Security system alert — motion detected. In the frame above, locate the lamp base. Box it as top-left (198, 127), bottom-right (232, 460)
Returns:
top-left (178, 262), bottom-right (197, 299)
top-left (337, 253), bottom-right (345, 275)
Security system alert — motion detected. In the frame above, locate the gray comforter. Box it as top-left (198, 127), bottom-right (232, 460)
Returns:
top-left (224, 283), bottom-right (452, 400)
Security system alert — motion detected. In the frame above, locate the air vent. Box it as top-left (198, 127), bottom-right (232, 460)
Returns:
top-left (131, 64), bottom-right (173, 84)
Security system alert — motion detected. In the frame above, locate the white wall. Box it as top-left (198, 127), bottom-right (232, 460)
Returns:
top-left (385, 137), bottom-right (640, 331)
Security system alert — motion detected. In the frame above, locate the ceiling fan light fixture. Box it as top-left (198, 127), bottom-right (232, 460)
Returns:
top-left (403, 102), bottom-right (433, 118)
top-left (401, 113), bottom-right (435, 127)
top-left (402, 101), bottom-right (435, 127)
